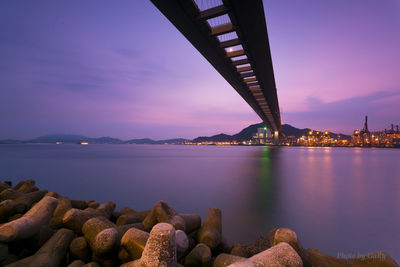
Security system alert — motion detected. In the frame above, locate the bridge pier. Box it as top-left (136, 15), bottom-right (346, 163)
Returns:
top-left (273, 131), bottom-right (280, 145)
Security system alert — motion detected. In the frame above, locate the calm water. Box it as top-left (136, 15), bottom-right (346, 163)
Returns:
top-left (1, 144), bottom-right (399, 261)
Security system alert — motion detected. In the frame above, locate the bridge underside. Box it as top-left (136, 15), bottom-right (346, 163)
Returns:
top-left (151, 0), bottom-right (282, 134)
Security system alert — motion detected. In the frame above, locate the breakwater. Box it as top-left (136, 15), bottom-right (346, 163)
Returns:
top-left (0, 179), bottom-right (398, 267)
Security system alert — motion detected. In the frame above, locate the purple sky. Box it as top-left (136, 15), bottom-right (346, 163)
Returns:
top-left (1, 0), bottom-right (399, 140)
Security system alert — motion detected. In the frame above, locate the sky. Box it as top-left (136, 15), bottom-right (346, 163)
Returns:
top-left (0, 0), bottom-right (399, 140)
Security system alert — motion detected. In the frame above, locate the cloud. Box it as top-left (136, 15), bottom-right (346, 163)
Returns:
top-left (282, 91), bottom-right (400, 134)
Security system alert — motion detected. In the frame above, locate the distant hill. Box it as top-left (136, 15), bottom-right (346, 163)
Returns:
top-left (125, 138), bottom-right (188, 144)
top-left (0, 139), bottom-right (25, 144)
top-left (28, 134), bottom-right (124, 144)
top-left (192, 123), bottom-right (349, 142)
top-left (0, 134), bottom-right (189, 144)
top-left (0, 125), bottom-right (348, 144)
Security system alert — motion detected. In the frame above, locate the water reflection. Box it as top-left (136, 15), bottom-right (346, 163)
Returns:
top-left (0, 144), bottom-right (399, 261)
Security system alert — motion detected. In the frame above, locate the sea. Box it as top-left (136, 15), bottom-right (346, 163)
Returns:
top-left (1, 144), bottom-right (399, 262)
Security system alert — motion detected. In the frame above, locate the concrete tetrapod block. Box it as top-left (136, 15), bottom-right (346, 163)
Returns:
top-left (50, 196), bottom-right (72, 228)
top-left (63, 208), bottom-right (99, 234)
top-left (175, 230), bottom-right (189, 259)
top-left (121, 227), bottom-right (149, 260)
top-left (142, 200), bottom-right (186, 231)
top-left (87, 201), bottom-right (100, 209)
top-left (45, 192), bottom-right (62, 199)
top-left (119, 247), bottom-right (133, 263)
top-left (116, 210), bottom-right (150, 226)
top-left (82, 216), bottom-right (119, 255)
top-left (180, 213), bottom-right (202, 234)
top-left (0, 182), bottom-right (11, 193)
top-left (0, 196), bottom-right (58, 242)
top-left (214, 253), bottom-right (249, 267)
top-left (0, 190), bottom-right (48, 222)
top-left (15, 180), bottom-right (38, 194)
top-left (95, 201), bottom-right (116, 219)
top-left (69, 236), bottom-right (92, 262)
top-left (63, 203), bottom-right (116, 235)
top-left (82, 261), bottom-right (101, 267)
top-left (0, 189), bottom-right (22, 201)
top-left (269, 228), bottom-right (308, 264)
top-left (246, 242), bottom-right (302, 267)
top-left (13, 180), bottom-right (34, 191)
top-left (197, 208), bottom-right (222, 250)
top-left (184, 243), bottom-right (212, 267)
top-left (5, 228), bottom-right (75, 267)
top-left (122, 223), bottom-right (177, 267)
top-left (71, 199), bottom-right (88, 210)
top-left (68, 259), bottom-right (85, 267)
top-left (0, 243), bottom-right (8, 262)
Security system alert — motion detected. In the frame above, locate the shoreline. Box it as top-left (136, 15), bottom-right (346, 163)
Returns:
top-left (0, 179), bottom-right (398, 266)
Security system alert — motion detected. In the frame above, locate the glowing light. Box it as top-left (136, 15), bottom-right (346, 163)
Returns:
top-left (228, 47), bottom-right (233, 52)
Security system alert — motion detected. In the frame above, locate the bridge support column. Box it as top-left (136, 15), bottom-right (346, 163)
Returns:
top-left (273, 131), bottom-right (279, 145)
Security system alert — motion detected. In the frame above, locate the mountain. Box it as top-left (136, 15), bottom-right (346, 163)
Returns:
top-left (125, 138), bottom-right (189, 144)
top-left (191, 134), bottom-right (232, 143)
top-left (28, 134), bottom-right (123, 144)
top-left (192, 123), bottom-right (349, 142)
top-left (0, 139), bottom-right (24, 144)
top-left (0, 124), bottom-right (348, 144)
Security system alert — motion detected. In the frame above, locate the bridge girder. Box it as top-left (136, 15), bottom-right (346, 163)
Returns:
top-left (150, 0), bottom-right (282, 134)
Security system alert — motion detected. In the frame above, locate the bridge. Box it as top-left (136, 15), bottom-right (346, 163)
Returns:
top-left (150, 0), bottom-right (282, 140)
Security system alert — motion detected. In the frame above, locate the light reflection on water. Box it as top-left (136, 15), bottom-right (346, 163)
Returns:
top-left (0, 144), bottom-right (399, 261)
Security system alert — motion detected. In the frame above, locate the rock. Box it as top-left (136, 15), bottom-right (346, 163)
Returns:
top-left (69, 236), bottom-right (92, 262)
top-left (45, 192), bottom-right (62, 198)
top-left (13, 180), bottom-right (33, 191)
top-left (226, 261), bottom-right (256, 267)
top-left (118, 247), bottom-right (133, 263)
top-left (34, 224), bottom-right (56, 248)
top-left (1, 254), bottom-right (18, 266)
top-left (187, 231), bottom-right (198, 252)
top-left (71, 200), bottom-right (88, 210)
top-left (0, 189), bottom-right (21, 201)
top-left (180, 213), bottom-right (202, 234)
top-left (95, 201), bottom-right (116, 219)
top-left (5, 228), bottom-right (75, 267)
top-left (62, 208), bottom-right (99, 234)
top-left (92, 252), bottom-right (119, 267)
top-left (142, 200), bottom-right (186, 231)
top-left (0, 243), bottom-right (8, 262)
top-left (68, 260), bottom-right (85, 267)
top-left (87, 201), bottom-right (100, 209)
top-left (122, 223), bottom-right (177, 267)
top-left (8, 213), bottom-right (23, 222)
top-left (197, 208), bottom-right (222, 250)
top-left (16, 180), bottom-right (38, 193)
top-left (82, 262), bottom-right (101, 267)
top-left (214, 253), bottom-right (248, 267)
top-left (121, 227), bottom-right (149, 260)
top-left (82, 216), bottom-right (119, 255)
top-left (231, 243), bottom-right (257, 258)
top-left (0, 182), bottom-right (11, 193)
top-left (0, 196), bottom-right (58, 242)
top-left (184, 243), bottom-right (212, 267)
top-left (116, 210), bottom-right (150, 226)
top-left (246, 242), bottom-right (303, 267)
top-left (175, 230), bottom-right (189, 259)
top-left (50, 196), bottom-right (72, 228)
top-left (0, 190), bottom-right (48, 222)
